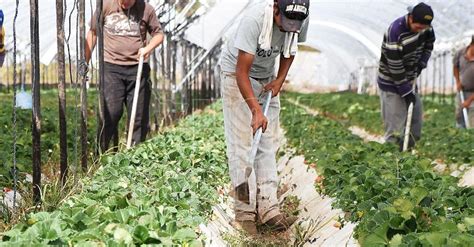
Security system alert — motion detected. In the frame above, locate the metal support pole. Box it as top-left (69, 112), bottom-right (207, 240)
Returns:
top-left (30, 0), bottom-right (42, 204)
top-left (96, 0), bottom-right (106, 153)
top-left (79, 0), bottom-right (88, 172)
top-left (56, 0), bottom-right (68, 184)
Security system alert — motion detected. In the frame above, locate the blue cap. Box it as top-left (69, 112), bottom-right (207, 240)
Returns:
top-left (0, 10), bottom-right (3, 26)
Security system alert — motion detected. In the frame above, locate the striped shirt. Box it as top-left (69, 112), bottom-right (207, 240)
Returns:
top-left (377, 15), bottom-right (435, 96)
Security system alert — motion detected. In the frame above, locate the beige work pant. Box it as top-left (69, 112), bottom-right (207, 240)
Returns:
top-left (221, 72), bottom-right (280, 223)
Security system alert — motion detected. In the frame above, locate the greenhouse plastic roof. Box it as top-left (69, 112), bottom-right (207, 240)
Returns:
top-left (183, 0), bottom-right (250, 50)
top-left (305, 0), bottom-right (474, 83)
top-left (2, 0), bottom-right (97, 65)
top-left (0, 0), bottom-right (181, 65)
top-left (1, 0), bottom-right (473, 82)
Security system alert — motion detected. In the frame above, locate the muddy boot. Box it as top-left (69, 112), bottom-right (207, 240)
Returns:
top-left (261, 214), bottom-right (298, 232)
top-left (235, 220), bottom-right (258, 236)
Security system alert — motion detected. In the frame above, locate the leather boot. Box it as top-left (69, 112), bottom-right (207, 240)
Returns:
top-left (261, 214), bottom-right (298, 232)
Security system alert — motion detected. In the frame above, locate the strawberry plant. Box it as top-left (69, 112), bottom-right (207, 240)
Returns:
top-left (284, 91), bottom-right (383, 133)
top-left (280, 100), bottom-right (474, 246)
top-left (0, 90), bottom-right (99, 188)
top-left (0, 103), bottom-right (228, 245)
top-left (283, 92), bottom-right (474, 166)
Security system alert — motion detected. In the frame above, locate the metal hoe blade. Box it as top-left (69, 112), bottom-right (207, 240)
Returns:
top-left (460, 90), bottom-right (470, 128)
top-left (403, 102), bottom-right (414, 152)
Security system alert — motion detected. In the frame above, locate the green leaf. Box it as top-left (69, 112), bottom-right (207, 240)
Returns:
top-left (104, 223), bottom-right (118, 234)
top-left (138, 214), bottom-right (154, 226)
top-left (373, 210), bottom-right (390, 225)
top-left (173, 228), bottom-right (196, 240)
top-left (115, 209), bottom-right (130, 224)
top-left (421, 232), bottom-right (448, 247)
top-left (450, 233), bottom-right (474, 246)
top-left (393, 198), bottom-right (414, 219)
top-left (362, 223), bottom-right (389, 247)
top-left (113, 227), bottom-right (133, 244)
top-left (431, 221), bottom-right (458, 233)
top-left (133, 225), bottom-right (149, 243)
top-left (464, 217), bottom-right (474, 227)
top-left (467, 196), bottom-right (474, 209)
top-left (457, 223), bottom-right (467, 232)
top-left (189, 239), bottom-right (204, 247)
top-left (1, 228), bottom-right (23, 238)
top-left (409, 187), bottom-right (428, 205)
top-left (70, 229), bottom-right (103, 242)
top-left (388, 234), bottom-right (403, 247)
top-left (388, 215), bottom-right (406, 230)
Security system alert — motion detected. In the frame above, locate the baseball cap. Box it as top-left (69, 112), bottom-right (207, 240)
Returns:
top-left (278, 0), bottom-right (310, 33)
top-left (407, 2), bottom-right (434, 25)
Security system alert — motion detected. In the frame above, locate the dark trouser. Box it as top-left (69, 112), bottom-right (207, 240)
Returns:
top-left (98, 62), bottom-right (151, 152)
top-left (380, 89), bottom-right (423, 149)
top-left (0, 52), bottom-right (5, 67)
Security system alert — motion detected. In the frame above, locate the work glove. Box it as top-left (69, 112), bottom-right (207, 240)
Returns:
top-left (403, 91), bottom-right (417, 106)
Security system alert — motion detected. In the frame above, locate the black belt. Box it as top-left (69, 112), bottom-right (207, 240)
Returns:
top-left (250, 76), bottom-right (272, 81)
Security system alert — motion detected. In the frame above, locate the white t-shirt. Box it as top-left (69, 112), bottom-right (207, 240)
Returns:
top-left (219, 2), bottom-right (308, 79)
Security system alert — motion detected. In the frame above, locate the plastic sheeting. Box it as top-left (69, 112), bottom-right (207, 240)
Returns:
top-left (306, 0), bottom-right (474, 84)
top-left (0, 0), bottom-right (203, 65)
top-left (185, 0), bottom-right (473, 84)
top-left (1, 0), bottom-right (97, 65)
top-left (183, 0), bottom-right (250, 50)
top-left (1, 0), bottom-right (473, 82)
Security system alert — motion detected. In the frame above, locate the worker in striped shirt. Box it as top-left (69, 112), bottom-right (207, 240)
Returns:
top-left (377, 2), bottom-right (435, 150)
